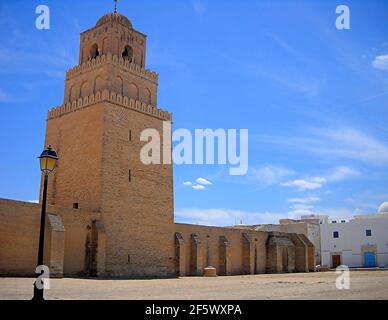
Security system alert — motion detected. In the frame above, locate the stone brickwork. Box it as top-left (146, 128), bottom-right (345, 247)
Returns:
top-left (0, 197), bottom-right (314, 277)
top-left (290, 234), bottom-right (309, 273)
top-left (297, 233), bottom-right (316, 271)
top-left (0, 199), bottom-right (100, 277)
top-left (99, 103), bottom-right (175, 277)
top-left (266, 233), bottom-right (296, 274)
top-left (175, 224), bottom-right (268, 276)
top-left (0, 10), bottom-right (316, 279)
top-left (44, 11), bottom-right (175, 278)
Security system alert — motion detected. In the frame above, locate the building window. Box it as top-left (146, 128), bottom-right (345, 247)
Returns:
top-left (341, 220), bottom-right (346, 223)
top-left (89, 44), bottom-right (99, 60)
top-left (333, 231), bottom-right (339, 238)
top-left (128, 129), bottom-right (132, 141)
top-left (122, 45), bottom-right (133, 62)
top-left (366, 229), bottom-right (372, 237)
top-left (129, 169), bottom-right (131, 182)
top-left (332, 221), bottom-right (337, 224)
top-left (73, 203), bottom-right (79, 209)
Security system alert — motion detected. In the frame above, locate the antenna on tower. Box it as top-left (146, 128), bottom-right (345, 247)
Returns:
top-left (114, 0), bottom-right (118, 13)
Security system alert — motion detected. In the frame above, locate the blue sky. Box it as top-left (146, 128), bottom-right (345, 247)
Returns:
top-left (0, 0), bottom-right (387, 226)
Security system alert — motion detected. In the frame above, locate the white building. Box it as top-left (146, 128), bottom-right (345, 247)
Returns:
top-left (249, 217), bottom-right (322, 264)
top-left (300, 214), bottom-right (329, 225)
top-left (320, 202), bottom-right (388, 268)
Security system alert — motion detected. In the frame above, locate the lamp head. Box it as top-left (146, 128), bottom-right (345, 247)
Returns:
top-left (39, 145), bottom-right (58, 174)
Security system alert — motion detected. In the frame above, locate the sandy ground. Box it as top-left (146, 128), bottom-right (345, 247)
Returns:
top-left (0, 271), bottom-right (387, 300)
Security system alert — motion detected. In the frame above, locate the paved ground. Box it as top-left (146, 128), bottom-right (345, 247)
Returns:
top-left (0, 271), bottom-right (387, 300)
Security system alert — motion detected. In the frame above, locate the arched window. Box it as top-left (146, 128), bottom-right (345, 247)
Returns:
top-left (69, 85), bottom-right (78, 101)
top-left (94, 76), bottom-right (104, 93)
top-left (80, 81), bottom-right (90, 97)
top-left (122, 45), bottom-right (133, 62)
top-left (113, 76), bottom-right (123, 95)
top-left (102, 37), bottom-right (109, 55)
top-left (128, 83), bottom-right (139, 100)
top-left (143, 88), bottom-right (152, 105)
top-left (90, 44), bottom-right (99, 60)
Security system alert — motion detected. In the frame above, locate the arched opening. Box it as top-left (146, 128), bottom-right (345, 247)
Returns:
top-left (112, 37), bottom-right (119, 55)
top-left (80, 81), bottom-right (90, 97)
top-left (254, 245), bottom-right (258, 274)
top-left (282, 247), bottom-right (289, 272)
top-left (102, 37), bottom-right (109, 55)
top-left (90, 44), bottom-right (99, 60)
top-left (142, 88), bottom-right (152, 105)
top-left (69, 85), bottom-right (78, 102)
top-left (128, 83), bottom-right (139, 100)
top-left (94, 76), bottom-right (104, 93)
top-left (113, 76), bottom-right (123, 95)
top-left (122, 45), bottom-right (133, 62)
top-left (218, 236), bottom-right (228, 276)
top-left (84, 221), bottom-right (98, 277)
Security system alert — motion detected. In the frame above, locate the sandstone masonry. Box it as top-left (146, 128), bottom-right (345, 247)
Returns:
top-left (0, 11), bottom-right (315, 278)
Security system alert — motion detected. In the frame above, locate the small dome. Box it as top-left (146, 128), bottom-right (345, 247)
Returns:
top-left (378, 201), bottom-right (388, 214)
top-left (96, 13), bottom-right (132, 29)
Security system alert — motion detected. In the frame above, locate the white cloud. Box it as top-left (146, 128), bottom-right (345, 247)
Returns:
top-left (176, 204), bottom-right (359, 226)
top-left (183, 178), bottom-right (212, 190)
top-left (196, 177), bottom-right (212, 186)
top-left (281, 166), bottom-right (359, 191)
top-left (212, 49), bottom-right (322, 97)
top-left (287, 207), bottom-right (316, 219)
top-left (372, 54), bottom-right (388, 71)
top-left (288, 196), bottom-right (322, 204)
top-left (251, 165), bottom-right (294, 187)
top-left (289, 204), bottom-right (314, 210)
top-left (286, 205), bottom-right (356, 221)
top-left (176, 208), bottom-right (285, 226)
top-left (281, 177), bottom-right (326, 191)
top-left (268, 73), bottom-right (322, 97)
top-left (326, 166), bottom-right (359, 182)
top-left (192, 185), bottom-right (206, 190)
top-left (317, 129), bottom-right (388, 165)
top-left (260, 128), bottom-right (388, 166)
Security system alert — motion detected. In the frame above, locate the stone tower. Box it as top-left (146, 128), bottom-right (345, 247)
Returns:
top-left (43, 11), bottom-right (175, 277)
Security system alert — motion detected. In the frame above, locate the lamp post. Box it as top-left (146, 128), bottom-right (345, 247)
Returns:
top-left (32, 145), bottom-right (58, 301)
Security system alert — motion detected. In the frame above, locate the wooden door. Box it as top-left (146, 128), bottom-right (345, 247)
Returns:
top-left (332, 255), bottom-right (341, 268)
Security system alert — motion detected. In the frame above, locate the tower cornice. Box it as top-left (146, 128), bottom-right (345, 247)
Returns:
top-left (66, 53), bottom-right (159, 85)
top-left (47, 89), bottom-right (172, 122)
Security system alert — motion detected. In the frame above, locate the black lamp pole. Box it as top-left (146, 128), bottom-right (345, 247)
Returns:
top-left (32, 173), bottom-right (48, 301)
top-left (32, 146), bottom-right (58, 301)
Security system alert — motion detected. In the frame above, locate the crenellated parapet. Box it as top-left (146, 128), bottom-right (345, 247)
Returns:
top-left (66, 53), bottom-right (159, 84)
top-left (47, 89), bottom-right (172, 121)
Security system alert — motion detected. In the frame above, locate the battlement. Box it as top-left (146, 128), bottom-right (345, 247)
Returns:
top-left (66, 53), bottom-right (159, 84)
top-left (47, 89), bottom-right (172, 121)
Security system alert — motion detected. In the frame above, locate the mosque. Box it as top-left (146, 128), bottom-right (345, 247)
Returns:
top-left (0, 8), bottom-right (316, 278)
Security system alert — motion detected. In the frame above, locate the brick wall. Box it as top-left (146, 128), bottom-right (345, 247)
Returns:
top-left (98, 103), bottom-right (175, 277)
top-left (0, 198), bottom-right (99, 277)
top-left (175, 224), bottom-right (268, 276)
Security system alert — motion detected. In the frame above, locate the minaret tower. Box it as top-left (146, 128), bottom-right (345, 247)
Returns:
top-left (43, 7), bottom-right (174, 277)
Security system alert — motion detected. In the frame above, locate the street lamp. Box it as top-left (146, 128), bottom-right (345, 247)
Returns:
top-left (32, 145), bottom-right (58, 301)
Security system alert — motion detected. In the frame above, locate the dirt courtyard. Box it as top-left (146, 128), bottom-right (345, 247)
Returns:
top-left (0, 271), bottom-right (387, 300)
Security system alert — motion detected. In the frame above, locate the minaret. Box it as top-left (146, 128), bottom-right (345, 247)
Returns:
top-left (43, 9), bottom-right (174, 277)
